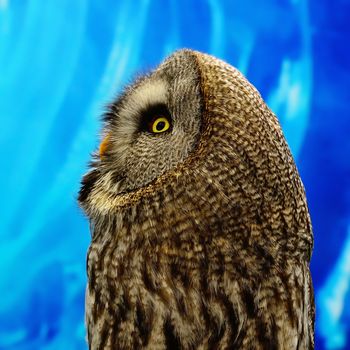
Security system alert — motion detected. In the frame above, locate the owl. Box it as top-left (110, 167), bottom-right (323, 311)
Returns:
top-left (78, 49), bottom-right (314, 350)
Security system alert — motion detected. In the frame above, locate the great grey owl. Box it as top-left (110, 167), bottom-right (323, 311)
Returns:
top-left (78, 49), bottom-right (314, 350)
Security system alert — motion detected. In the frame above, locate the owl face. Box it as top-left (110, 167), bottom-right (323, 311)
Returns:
top-left (81, 51), bottom-right (203, 201)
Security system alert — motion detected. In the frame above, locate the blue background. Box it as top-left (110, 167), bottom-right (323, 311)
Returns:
top-left (0, 0), bottom-right (349, 349)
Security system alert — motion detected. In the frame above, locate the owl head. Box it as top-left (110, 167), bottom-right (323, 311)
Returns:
top-left (79, 50), bottom-right (203, 205)
top-left (78, 49), bottom-right (312, 259)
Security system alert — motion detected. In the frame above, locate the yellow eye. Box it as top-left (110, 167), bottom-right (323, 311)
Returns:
top-left (150, 117), bottom-right (170, 133)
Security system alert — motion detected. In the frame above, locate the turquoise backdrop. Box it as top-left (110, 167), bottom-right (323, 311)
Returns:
top-left (0, 1), bottom-right (349, 349)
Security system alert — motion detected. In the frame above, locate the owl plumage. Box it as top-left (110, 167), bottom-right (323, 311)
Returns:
top-left (78, 50), bottom-right (314, 349)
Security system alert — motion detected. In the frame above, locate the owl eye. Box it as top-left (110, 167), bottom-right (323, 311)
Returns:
top-left (149, 116), bottom-right (170, 133)
top-left (139, 103), bottom-right (172, 134)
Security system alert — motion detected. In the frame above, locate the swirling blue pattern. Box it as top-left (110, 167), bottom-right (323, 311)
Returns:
top-left (0, 1), bottom-right (349, 349)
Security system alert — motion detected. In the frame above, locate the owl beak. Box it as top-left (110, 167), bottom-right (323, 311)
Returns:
top-left (99, 134), bottom-right (110, 158)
